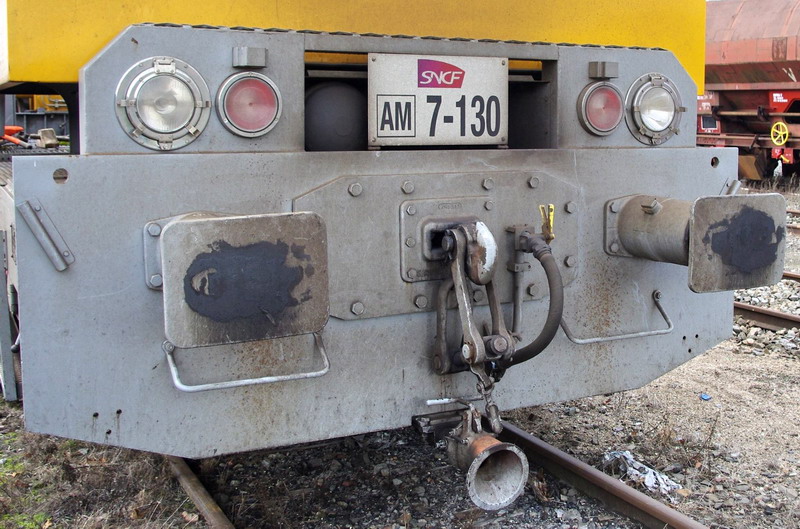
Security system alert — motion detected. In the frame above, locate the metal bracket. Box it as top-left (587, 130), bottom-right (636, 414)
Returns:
top-left (560, 290), bottom-right (673, 345)
top-left (142, 219), bottom-right (171, 290)
top-left (163, 331), bottom-right (330, 393)
top-left (0, 231), bottom-right (18, 401)
top-left (17, 199), bottom-right (75, 272)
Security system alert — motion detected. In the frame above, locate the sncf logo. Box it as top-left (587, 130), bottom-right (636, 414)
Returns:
top-left (418, 59), bottom-right (465, 88)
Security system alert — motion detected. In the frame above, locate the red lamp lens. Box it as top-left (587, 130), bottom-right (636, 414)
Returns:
top-left (586, 85), bottom-right (623, 132)
top-left (223, 78), bottom-right (279, 133)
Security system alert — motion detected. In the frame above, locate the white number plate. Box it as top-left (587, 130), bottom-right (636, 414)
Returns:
top-left (368, 53), bottom-right (508, 147)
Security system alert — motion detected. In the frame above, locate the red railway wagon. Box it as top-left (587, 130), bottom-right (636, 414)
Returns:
top-left (698, 0), bottom-right (800, 180)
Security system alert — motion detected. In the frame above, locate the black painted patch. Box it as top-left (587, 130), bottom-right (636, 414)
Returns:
top-left (703, 205), bottom-right (784, 273)
top-left (184, 240), bottom-right (304, 323)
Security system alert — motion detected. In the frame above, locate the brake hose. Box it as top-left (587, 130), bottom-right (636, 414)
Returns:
top-left (501, 232), bottom-right (564, 368)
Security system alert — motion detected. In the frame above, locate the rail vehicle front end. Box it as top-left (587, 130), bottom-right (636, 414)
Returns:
top-left (0, 25), bottom-right (786, 510)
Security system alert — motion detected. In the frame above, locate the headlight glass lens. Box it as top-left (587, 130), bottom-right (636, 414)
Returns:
top-left (115, 56), bottom-right (211, 151)
top-left (638, 87), bottom-right (675, 132)
top-left (136, 76), bottom-right (195, 133)
top-left (625, 73), bottom-right (683, 145)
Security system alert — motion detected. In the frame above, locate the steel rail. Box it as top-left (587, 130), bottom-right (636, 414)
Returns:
top-left (166, 456), bottom-right (235, 529)
top-left (498, 422), bottom-right (708, 529)
top-left (784, 270), bottom-right (800, 281)
top-left (733, 302), bottom-right (800, 331)
top-left (787, 209), bottom-right (800, 217)
top-left (788, 224), bottom-right (800, 236)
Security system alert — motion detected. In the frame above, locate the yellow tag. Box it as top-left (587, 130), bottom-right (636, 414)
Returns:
top-left (538, 203), bottom-right (555, 241)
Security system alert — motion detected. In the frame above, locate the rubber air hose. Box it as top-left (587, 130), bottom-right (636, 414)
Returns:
top-left (502, 234), bottom-right (564, 368)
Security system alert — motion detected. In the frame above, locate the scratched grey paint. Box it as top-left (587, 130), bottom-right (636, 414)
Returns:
top-left (13, 147), bottom-right (735, 457)
top-left (6, 29), bottom-right (730, 457)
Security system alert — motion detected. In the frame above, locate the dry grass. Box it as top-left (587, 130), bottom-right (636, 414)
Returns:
top-left (0, 400), bottom-right (206, 529)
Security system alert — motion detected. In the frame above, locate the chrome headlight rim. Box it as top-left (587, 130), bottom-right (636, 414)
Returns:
top-left (115, 56), bottom-right (211, 151)
top-left (215, 71), bottom-right (282, 138)
top-left (625, 73), bottom-right (683, 145)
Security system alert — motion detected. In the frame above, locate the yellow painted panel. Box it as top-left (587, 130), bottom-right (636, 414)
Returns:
top-left (2, 0), bottom-right (706, 91)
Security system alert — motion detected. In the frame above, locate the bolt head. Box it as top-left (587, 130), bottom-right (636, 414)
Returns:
top-left (163, 341), bottom-right (175, 353)
top-left (149, 274), bottom-right (163, 287)
top-left (491, 336), bottom-right (508, 353)
top-left (609, 242), bottom-right (620, 253)
top-left (528, 177), bottom-right (540, 189)
top-left (406, 205), bottom-right (417, 215)
top-left (401, 181), bottom-right (415, 194)
top-left (482, 178), bottom-right (495, 190)
top-left (461, 344), bottom-right (473, 361)
top-left (348, 183), bottom-right (363, 197)
top-left (564, 255), bottom-right (577, 267)
top-left (484, 200), bottom-right (494, 211)
top-left (527, 284), bottom-right (538, 297)
top-left (405, 237), bottom-right (416, 248)
top-left (472, 289), bottom-right (485, 303)
top-left (147, 223), bottom-right (162, 237)
top-left (414, 295), bottom-right (428, 309)
top-left (564, 201), bottom-right (577, 214)
top-left (407, 268), bottom-right (418, 279)
top-left (350, 301), bottom-right (365, 315)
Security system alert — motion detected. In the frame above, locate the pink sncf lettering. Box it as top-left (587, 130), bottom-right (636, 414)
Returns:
top-left (417, 59), bottom-right (465, 88)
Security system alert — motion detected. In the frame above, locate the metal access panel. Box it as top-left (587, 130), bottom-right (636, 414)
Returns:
top-left (156, 212), bottom-right (328, 348)
top-left (13, 146), bottom-right (738, 458)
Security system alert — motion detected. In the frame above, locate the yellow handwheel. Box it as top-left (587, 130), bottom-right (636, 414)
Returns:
top-left (771, 121), bottom-right (789, 146)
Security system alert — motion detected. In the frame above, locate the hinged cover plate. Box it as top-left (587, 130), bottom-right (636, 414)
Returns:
top-left (689, 193), bottom-right (785, 293)
top-left (160, 211), bottom-right (328, 348)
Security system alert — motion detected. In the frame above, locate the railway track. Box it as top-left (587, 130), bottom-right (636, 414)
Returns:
top-left (170, 426), bottom-right (709, 529)
top-left (787, 209), bottom-right (799, 235)
top-left (733, 270), bottom-right (800, 331)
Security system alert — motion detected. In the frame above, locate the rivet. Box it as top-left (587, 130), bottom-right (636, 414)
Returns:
top-left (609, 201), bottom-right (620, 213)
top-left (150, 274), bottom-right (163, 287)
top-left (406, 205), bottom-right (417, 216)
top-left (528, 177), bottom-right (539, 189)
top-left (564, 255), bottom-right (577, 267)
top-left (527, 284), bottom-right (538, 297)
top-left (405, 237), bottom-right (416, 248)
top-left (414, 295), bottom-right (428, 309)
top-left (482, 178), bottom-right (494, 190)
top-left (33, 205), bottom-right (41, 212)
top-left (484, 200), bottom-right (494, 211)
top-left (147, 223), bottom-right (162, 237)
top-left (609, 242), bottom-right (620, 253)
top-left (407, 268), bottom-right (418, 279)
top-left (348, 183), bottom-right (363, 197)
top-left (401, 181), bottom-right (415, 194)
top-left (564, 202), bottom-right (577, 214)
top-left (350, 301), bottom-right (365, 315)
top-left (62, 251), bottom-right (70, 257)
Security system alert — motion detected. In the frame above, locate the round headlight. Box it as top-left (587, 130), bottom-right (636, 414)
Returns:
top-left (577, 82), bottom-right (624, 136)
top-left (115, 57), bottom-right (211, 151)
top-left (216, 72), bottom-right (282, 137)
top-left (625, 73), bottom-right (684, 145)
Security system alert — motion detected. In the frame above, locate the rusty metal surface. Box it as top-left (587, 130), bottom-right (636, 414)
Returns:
top-left (706, 0), bottom-right (800, 89)
top-left (733, 301), bottom-right (800, 331)
top-left (160, 212), bottom-right (328, 348)
top-left (688, 194), bottom-right (786, 293)
top-left (499, 422), bottom-right (709, 529)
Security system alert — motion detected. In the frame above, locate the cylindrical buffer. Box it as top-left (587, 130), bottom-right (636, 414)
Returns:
top-left (617, 195), bottom-right (690, 265)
